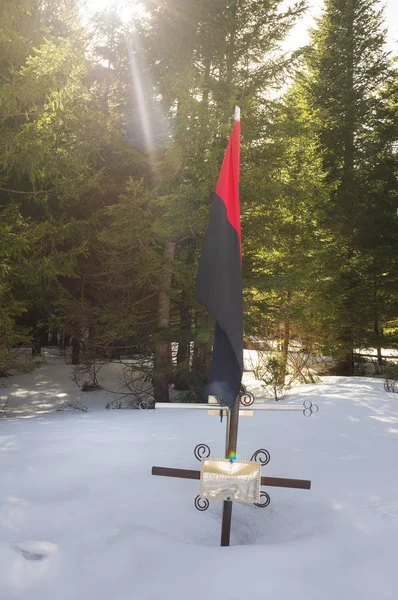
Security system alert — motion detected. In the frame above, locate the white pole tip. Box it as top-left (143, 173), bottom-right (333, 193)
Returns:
top-left (234, 106), bottom-right (241, 122)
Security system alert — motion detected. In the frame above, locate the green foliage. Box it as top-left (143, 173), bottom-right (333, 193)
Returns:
top-left (260, 354), bottom-right (288, 401)
top-left (241, 87), bottom-right (330, 352)
top-left (297, 0), bottom-right (398, 369)
top-left (0, 0), bottom-right (397, 388)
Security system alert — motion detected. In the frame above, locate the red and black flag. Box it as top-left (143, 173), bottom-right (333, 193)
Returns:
top-left (195, 108), bottom-right (243, 407)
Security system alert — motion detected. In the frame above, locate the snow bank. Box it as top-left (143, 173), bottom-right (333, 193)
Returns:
top-left (0, 354), bottom-right (397, 599)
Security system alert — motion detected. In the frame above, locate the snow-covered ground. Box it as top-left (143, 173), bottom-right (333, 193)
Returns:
top-left (1, 351), bottom-right (397, 599)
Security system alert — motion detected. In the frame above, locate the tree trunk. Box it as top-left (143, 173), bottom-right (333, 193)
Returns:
top-left (373, 277), bottom-right (383, 367)
top-left (281, 289), bottom-right (292, 383)
top-left (71, 337), bottom-right (80, 365)
top-left (32, 325), bottom-right (47, 356)
top-left (337, 345), bottom-right (354, 375)
top-left (34, 326), bottom-right (48, 346)
top-left (31, 340), bottom-right (41, 357)
top-left (174, 293), bottom-right (192, 391)
top-left (153, 239), bottom-right (176, 402)
top-left (374, 320), bottom-right (383, 367)
top-left (176, 307), bottom-right (191, 366)
top-left (48, 328), bottom-right (58, 346)
top-left (336, 4), bottom-right (355, 377)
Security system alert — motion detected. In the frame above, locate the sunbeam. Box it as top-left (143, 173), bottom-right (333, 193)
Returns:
top-left (125, 35), bottom-right (170, 156)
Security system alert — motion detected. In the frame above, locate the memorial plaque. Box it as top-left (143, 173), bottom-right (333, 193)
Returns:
top-left (200, 458), bottom-right (261, 504)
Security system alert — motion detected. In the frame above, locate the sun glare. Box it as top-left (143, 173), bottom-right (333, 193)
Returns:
top-left (82, 0), bottom-right (146, 21)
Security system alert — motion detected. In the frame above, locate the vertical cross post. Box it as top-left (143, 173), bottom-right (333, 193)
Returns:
top-left (220, 396), bottom-right (240, 546)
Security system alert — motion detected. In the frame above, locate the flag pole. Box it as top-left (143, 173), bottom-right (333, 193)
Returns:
top-left (220, 394), bottom-right (240, 546)
top-left (220, 106), bottom-right (241, 548)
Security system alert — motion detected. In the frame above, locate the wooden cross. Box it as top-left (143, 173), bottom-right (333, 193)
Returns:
top-left (149, 396), bottom-right (318, 546)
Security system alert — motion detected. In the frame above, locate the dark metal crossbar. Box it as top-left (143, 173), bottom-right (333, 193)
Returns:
top-left (152, 466), bottom-right (311, 490)
top-left (151, 391), bottom-right (317, 546)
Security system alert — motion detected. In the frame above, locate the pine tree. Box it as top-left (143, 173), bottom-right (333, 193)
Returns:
top-left (133, 0), bottom-right (307, 400)
top-left (304, 0), bottom-right (395, 372)
top-left (241, 84), bottom-right (330, 372)
top-left (0, 0), bottom-right (147, 363)
top-left (356, 65), bottom-right (398, 361)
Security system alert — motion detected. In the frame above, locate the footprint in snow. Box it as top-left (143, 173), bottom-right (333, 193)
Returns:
top-left (377, 502), bottom-right (398, 522)
top-left (362, 500), bottom-right (398, 523)
top-left (5, 541), bottom-right (59, 594)
top-left (12, 541), bottom-right (58, 561)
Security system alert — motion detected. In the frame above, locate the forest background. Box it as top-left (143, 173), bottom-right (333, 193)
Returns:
top-left (1, 0), bottom-right (397, 403)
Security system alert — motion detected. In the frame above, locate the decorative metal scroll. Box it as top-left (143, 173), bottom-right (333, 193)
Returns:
top-left (194, 444), bottom-right (211, 509)
top-left (250, 448), bottom-right (271, 466)
top-left (302, 400), bottom-right (319, 417)
top-left (194, 495), bottom-right (210, 511)
top-left (250, 448), bottom-right (271, 507)
top-left (139, 397), bottom-right (155, 410)
top-left (254, 491), bottom-right (271, 508)
top-left (240, 391), bottom-right (255, 407)
top-left (194, 443), bottom-right (211, 462)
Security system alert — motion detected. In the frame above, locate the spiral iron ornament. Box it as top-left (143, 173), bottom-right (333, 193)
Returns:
top-left (194, 443), bottom-right (211, 462)
top-left (139, 396), bottom-right (155, 410)
top-left (302, 400), bottom-right (319, 417)
top-left (254, 491), bottom-right (271, 508)
top-left (240, 391), bottom-right (255, 407)
top-left (250, 448), bottom-right (271, 466)
top-left (195, 495), bottom-right (209, 511)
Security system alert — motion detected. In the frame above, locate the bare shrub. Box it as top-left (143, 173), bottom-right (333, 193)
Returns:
top-left (101, 356), bottom-right (154, 409)
top-left (56, 400), bottom-right (88, 412)
top-left (384, 365), bottom-right (398, 393)
top-left (105, 396), bottom-right (155, 410)
top-left (0, 347), bottom-right (43, 377)
top-left (251, 342), bottom-right (320, 400)
top-left (261, 354), bottom-right (289, 401)
top-left (71, 361), bottom-right (104, 392)
top-left (0, 397), bottom-right (9, 417)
